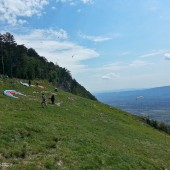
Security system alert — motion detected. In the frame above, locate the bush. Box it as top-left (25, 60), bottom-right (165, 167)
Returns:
top-left (150, 120), bottom-right (158, 129)
top-left (145, 117), bottom-right (170, 135)
top-left (159, 122), bottom-right (168, 133)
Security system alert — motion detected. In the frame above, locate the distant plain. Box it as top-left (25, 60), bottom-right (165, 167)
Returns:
top-left (95, 86), bottom-right (170, 124)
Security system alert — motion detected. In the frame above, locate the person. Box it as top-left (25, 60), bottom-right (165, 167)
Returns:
top-left (51, 94), bottom-right (55, 104)
top-left (28, 80), bottom-right (31, 86)
top-left (41, 93), bottom-right (47, 108)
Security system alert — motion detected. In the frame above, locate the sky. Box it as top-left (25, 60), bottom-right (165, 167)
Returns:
top-left (0, 0), bottom-right (170, 93)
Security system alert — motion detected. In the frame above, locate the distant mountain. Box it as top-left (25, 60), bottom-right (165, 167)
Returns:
top-left (95, 86), bottom-right (170, 124)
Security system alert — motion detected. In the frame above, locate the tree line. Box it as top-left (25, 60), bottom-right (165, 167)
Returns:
top-left (0, 32), bottom-right (96, 100)
top-left (145, 118), bottom-right (170, 135)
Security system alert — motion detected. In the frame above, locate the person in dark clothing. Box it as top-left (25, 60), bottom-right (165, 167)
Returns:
top-left (51, 95), bottom-right (55, 104)
top-left (28, 80), bottom-right (31, 86)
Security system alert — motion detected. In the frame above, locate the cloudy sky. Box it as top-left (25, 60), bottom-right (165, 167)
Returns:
top-left (0, 0), bottom-right (170, 92)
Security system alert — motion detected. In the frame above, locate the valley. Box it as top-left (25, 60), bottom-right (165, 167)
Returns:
top-left (95, 86), bottom-right (170, 124)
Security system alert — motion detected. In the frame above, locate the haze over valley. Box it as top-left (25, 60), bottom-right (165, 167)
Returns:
top-left (95, 86), bottom-right (170, 124)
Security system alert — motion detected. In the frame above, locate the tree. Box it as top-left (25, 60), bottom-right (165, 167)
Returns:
top-left (0, 32), bottom-right (97, 101)
top-left (3, 32), bottom-right (16, 77)
top-left (0, 33), bottom-right (5, 75)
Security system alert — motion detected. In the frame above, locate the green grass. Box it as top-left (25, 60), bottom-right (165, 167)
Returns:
top-left (0, 78), bottom-right (170, 169)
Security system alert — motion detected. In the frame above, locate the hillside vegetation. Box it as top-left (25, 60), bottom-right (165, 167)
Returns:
top-left (0, 32), bottom-right (96, 100)
top-left (0, 78), bottom-right (170, 170)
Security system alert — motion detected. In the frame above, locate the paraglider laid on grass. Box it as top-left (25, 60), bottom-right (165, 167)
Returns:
top-left (38, 85), bottom-right (45, 89)
top-left (19, 81), bottom-right (45, 89)
top-left (3, 90), bottom-right (26, 99)
top-left (20, 81), bottom-right (29, 87)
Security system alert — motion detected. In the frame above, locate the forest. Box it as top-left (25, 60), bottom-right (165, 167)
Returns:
top-left (0, 32), bottom-right (96, 100)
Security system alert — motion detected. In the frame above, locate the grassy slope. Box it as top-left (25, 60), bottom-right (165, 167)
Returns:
top-left (0, 78), bottom-right (170, 170)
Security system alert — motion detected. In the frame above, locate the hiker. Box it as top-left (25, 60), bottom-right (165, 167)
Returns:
top-left (28, 80), bottom-right (31, 86)
top-left (50, 94), bottom-right (55, 104)
top-left (41, 93), bottom-right (47, 108)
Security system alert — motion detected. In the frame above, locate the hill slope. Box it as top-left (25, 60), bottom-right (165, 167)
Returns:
top-left (0, 32), bottom-right (96, 101)
top-left (0, 79), bottom-right (170, 169)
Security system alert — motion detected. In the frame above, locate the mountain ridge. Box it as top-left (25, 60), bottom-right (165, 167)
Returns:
top-left (95, 86), bottom-right (170, 124)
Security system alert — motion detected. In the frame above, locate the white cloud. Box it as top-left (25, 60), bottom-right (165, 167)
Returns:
top-left (0, 0), bottom-right (94, 25)
top-left (52, 6), bottom-right (57, 10)
top-left (102, 62), bottom-right (126, 71)
top-left (140, 50), bottom-right (166, 58)
top-left (129, 60), bottom-right (151, 67)
top-left (13, 28), bottom-right (99, 74)
top-left (101, 60), bottom-right (152, 72)
top-left (0, 0), bottom-right (49, 25)
top-left (80, 0), bottom-right (93, 4)
top-left (164, 53), bottom-right (170, 60)
top-left (102, 73), bottom-right (120, 79)
top-left (18, 19), bottom-right (27, 25)
top-left (19, 28), bottom-right (68, 40)
top-left (56, 0), bottom-right (67, 3)
top-left (56, 0), bottom-right (93, 5)
top-left (80, 34), bottom-right (112, 42)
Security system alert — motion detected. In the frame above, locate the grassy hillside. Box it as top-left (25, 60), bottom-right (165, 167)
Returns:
top-left (0, 78), bottom-right (170, 170)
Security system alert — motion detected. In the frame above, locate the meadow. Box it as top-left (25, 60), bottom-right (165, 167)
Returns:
top-left (0, 78), bottom-right (170, 169)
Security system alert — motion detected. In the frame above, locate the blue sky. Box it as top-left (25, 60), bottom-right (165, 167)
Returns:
top-left (0, 0), bottom-right (170, 92)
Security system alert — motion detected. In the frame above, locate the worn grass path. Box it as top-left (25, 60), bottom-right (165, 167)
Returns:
top-left (0, 78), bottom-right (170, 169)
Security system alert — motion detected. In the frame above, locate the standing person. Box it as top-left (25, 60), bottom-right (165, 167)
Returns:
top-left (41, 93), bottom-right (47, 108)
top-left (28, 80), bottom-right (31, 86)
top-left (51, 94), bottom-right (55, 104)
